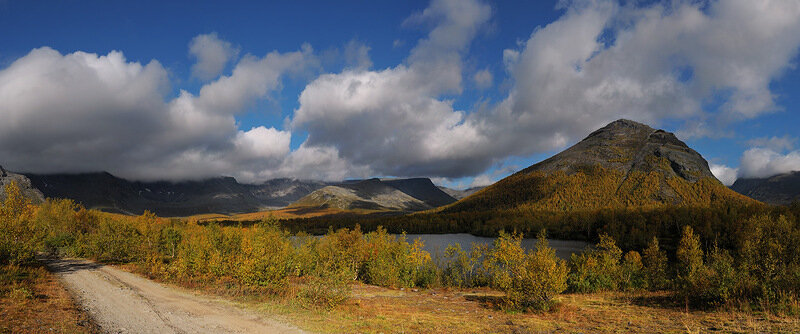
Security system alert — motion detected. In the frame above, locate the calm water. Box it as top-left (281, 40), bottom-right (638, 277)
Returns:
top-left (399, 233), bottom-right (589, 260)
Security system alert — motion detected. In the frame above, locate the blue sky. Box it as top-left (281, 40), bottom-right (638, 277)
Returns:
top-left (1, 0), bottom-right (799, 188)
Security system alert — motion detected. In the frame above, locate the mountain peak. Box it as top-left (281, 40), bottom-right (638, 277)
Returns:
top-left (445, 119), bottom-right (750, 213)
top-left (525, 119), bottom-right (713, 183)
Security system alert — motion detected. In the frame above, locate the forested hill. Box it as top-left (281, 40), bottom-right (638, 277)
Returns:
top-left (443, 119), bottom-right (755, 213)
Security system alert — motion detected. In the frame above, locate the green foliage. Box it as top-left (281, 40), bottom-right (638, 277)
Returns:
top-left (567, 234), bottom-right (622, 293)
top-left (440, 242), bottom-right (488, 288)
top-left (619, 251), bottom-right (646, 291)
top-left (676, 226), bottom-right (705, 303)
top-left (641, 237), bottom-right (669, 290)
top-left (485, 230), bottom-right (568, 310)
top-left (0, 182), bottom-right (38, 265)
top-left (236, 224), bottom-right (292, 293)
top-left (362, 228), bottom-right (432, 288)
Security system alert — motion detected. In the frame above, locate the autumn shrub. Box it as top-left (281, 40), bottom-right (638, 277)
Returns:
top-left (567, 234), bottom-right (622, 293)
top-left (618, 251), bottom-right (646, 291)
top-left (362, 228), bottom-right (432, 288)
top-left (0, 182), bottom-right (38, 265)
top-left (440, 242), bottom-right (488, 288)
top-left (485, 230), bottom-right (568, 311)
top-left (84, 216), bottom-right (142, 263)
top-left (642, 236), bottom-right (669, 290)
top-left (734, 214), bottom-right (800, 313)
top-left (236, 222), bottom-right (292, 293)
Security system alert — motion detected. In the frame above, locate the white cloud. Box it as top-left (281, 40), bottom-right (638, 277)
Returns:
top-left (3, 0), bottom-right (800, 185)
top-left (291, 0), bottom-right (492, 178)
top-left (189, 32), bottom-right (239, 81)
top-left (479, 0), bottom-right (800, 161)
top-left (710, 163), bottom-right (739, 186)
top-left (469, 174), bottom-right (493, 188)
top-left (739, 148), bottom-right (800, 179)
top-left (472, 68), bottom-right (492, 89)
top-left (0, 45), bottom-right (313, 183)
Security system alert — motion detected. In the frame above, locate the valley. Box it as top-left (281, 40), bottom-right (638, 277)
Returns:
top-left (2, 119), bottom-right (799, 333)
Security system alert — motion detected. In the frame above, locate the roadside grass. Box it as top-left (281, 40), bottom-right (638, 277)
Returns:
top-left (0, 263), bottom-right (97, 333)
top-left (121, 262), bottom-right (799, 333)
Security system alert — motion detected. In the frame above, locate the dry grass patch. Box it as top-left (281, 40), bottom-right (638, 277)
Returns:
top-left (0, 264), bottom-right (97, 333)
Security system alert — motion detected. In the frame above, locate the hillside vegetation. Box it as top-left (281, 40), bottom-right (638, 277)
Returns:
top-left (3, 181), bottom-right (800, 319)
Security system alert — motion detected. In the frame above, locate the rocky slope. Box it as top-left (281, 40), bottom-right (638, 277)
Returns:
top-left (291, 178), bottom-right (457, 212)
top-left (730, 171), bottom-right (800, 206)
top-left (0, 165), bottom-right (44, 203)
top-left (444, 119), bottom-right (754, 213)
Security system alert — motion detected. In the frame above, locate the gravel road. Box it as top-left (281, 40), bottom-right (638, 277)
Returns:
top-left (45, 258), bottom-right (306, 334)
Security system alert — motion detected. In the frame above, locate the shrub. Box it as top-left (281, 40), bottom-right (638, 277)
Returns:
top-left (236, 223), bottom-right (292, 293)
top-left (567, 234), bottom-right (622, 293)
top-left (675, 225), bottom-right (707, 306)
top-left (362, 228), bottom-right (432, 288)
top-left (441, 242), bottom-right (487, 288)
top-left (0, 182), bottom-right (38, 265)
top-left (485, 230), bottom-right (567, 311)
top-left (619, 251), bottom-right (645, 291)
top-left (642, 236), bottom-right (669, 290)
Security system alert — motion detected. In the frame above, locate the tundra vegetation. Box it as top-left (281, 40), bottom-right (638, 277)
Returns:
top-left (2, 181), bottom-right (800, 321)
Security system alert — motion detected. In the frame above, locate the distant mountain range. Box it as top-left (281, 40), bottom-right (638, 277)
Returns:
top-left (443, 119), bottom-right (754, 214)
top-left (730, 171), bottom-right (800, 206)
top-left (291, 178), bottom-right (456, 212)
top-left (8, 119), bottom-right (795, 217)
top-left (19, 172), bottom-right (328, 216)
top-left (0, 167), bottom-right (463, 216)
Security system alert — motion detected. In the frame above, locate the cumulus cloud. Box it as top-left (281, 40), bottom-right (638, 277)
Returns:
top-left (3, 0), bottom-right (800, 184)
top-left (481, 0), bottom-right (800, 160)
top-left (189, 32), bottom-right (239, 81)
top-left (739, 148), bottom-right (800, 179)
top-left (291, 0), bottom-right (492, 178)
top-left (710, 163), bottom-right (739, 186)
top-left (292, 0), bottom-right (800, 180)
top-left (0, 44), bottom-right (313, 182)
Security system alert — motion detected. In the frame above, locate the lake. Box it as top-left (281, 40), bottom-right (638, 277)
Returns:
top-left (399, 233), bottom-right (589, 260)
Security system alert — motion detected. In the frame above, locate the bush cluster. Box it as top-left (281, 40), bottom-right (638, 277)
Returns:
top-left (3, 182), bottom-right (800, 314)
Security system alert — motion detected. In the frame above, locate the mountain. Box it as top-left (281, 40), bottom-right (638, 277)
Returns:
top-left (438, 186), bottom-right (485, 200)
top-left (730, 171), bottom-right (800, 206)
top-left (444, 119), bottom-right (754, 213)
top-left (291, 178), bottom-right (457, 212)
top-left (0, 165), bottom-right (44, 203)
top-left (23, 172), bottom-right (327, 216)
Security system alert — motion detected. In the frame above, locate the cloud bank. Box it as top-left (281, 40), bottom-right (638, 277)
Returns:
top-left (1, 0), bottom-right (799, 183)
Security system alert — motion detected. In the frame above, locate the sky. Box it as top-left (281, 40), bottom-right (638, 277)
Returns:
top-left (1, 0), bottom-right (799, 189)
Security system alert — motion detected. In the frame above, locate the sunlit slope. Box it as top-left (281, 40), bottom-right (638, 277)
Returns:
top-left (444, 119), bottom-right (756, 213)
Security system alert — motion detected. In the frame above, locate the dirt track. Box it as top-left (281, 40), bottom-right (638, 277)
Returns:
top-left (45, 258), bottom-right (305, 334)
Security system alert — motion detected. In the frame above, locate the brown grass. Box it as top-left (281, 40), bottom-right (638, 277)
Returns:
top-left (0, 264), bottom-right (97, 333)
top-left (272, 286), bottom-right (797, 333)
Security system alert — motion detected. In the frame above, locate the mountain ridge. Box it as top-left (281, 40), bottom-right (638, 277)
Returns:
top-left (730, 171), bottom-right (800, 205)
